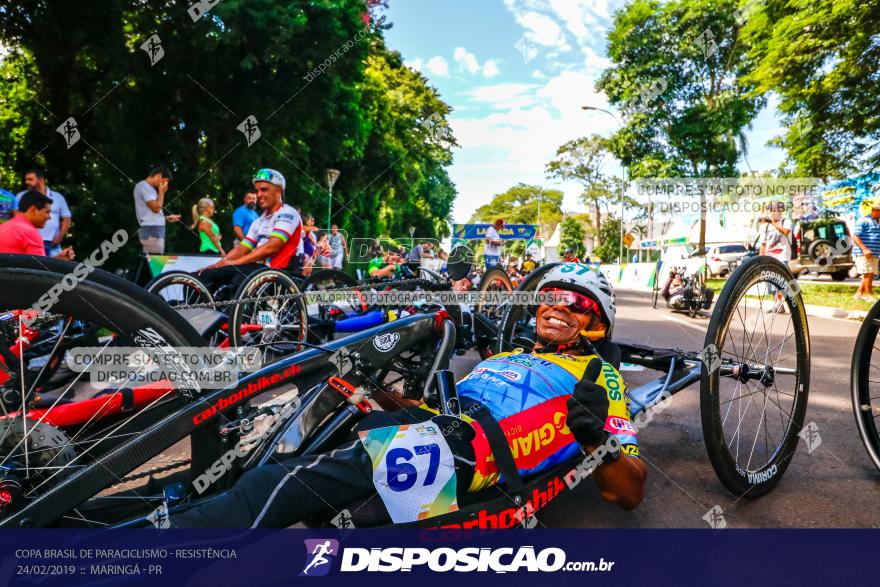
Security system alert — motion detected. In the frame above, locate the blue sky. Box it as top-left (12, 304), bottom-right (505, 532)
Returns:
top-left (383, 0), bottom-right (787, 224)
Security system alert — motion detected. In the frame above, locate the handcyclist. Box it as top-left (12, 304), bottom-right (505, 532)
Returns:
top-left (197, 169), bottom-right (302, 297)
top-left (171, 263), bottom-right (646, 527)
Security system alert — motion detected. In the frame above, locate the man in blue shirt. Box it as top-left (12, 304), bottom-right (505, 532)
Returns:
top-left (232, 189), bottom-right (258, 246)
top-left (853, 202), bottom-right (880, 301)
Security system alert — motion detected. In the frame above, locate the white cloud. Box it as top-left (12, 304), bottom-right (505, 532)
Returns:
top-left (482, 59), bottom-right (501, 78)
top-left (406, 58), bottom-right (423, 72)
top-left (454, 47), bottom-right (481, 74)
top-left (514, 11), bottom-right (570, 50)
top-left (467, 83), bottom-right (540, 110)
top-left (449, 72), bottom-right (621, 222)
top-left (424, 56), bottom-right (449, 77)
top-left (582, 46), bottom-right (612, 78)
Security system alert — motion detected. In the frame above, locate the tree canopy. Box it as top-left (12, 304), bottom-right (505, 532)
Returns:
top-left (0, 0), bottom-right (456, 268)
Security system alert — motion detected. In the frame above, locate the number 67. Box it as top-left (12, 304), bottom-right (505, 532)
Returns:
top-left (385, 444), bottom-right (440, 492)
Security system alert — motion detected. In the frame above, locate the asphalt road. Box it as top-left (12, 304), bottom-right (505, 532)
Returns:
top-left (452, 289), bottom-right (880, 528)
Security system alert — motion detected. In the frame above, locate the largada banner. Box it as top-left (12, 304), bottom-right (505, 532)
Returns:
top-left (452, 224), bottom-right (537, 243)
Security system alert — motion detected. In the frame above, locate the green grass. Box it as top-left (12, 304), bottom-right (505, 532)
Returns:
top-left (706, 279), bottom-right (875, 312)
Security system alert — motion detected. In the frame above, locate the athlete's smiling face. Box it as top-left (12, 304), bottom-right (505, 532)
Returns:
top-left (536, 302), bottom-right (590, 346)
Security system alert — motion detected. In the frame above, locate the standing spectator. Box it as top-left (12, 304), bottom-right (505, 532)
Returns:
top-left (484, 218), bottom-right (504, 268)
top-left (133, 166), bottom-right (181, 254)
top-left (521, 252), bottom-right (537, 274)
top-left (301, 214), bottom-right (318, 276)
top-left (0, 190), bottom-right (75, 259)
top-left (316, 232), bottom-right (334, 268)
top-left (329, 224), bottom-right (347, 269)
top-left (191, 197), bottom-right (224, 255)
top-left (232, 190), bottom-right (258, 247)
top-left (563, 248), bottom-right (581, 263)
top-left (758, 201), bottom-right (793, 312)
top-left (853, 202), bottom-right (880, 301)
top-left (15, 169), bottom-right (72, 256)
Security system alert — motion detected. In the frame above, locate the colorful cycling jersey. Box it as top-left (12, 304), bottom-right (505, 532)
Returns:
top-left (241, 203), bottom-right (302, 269)
top-left (455, 351), bottom-right (638, 491)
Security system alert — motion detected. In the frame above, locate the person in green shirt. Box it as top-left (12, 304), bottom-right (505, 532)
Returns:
top-left (367, 246), bottom-right (402, 278)
top-left (191, 197), bottom-right (224, 255)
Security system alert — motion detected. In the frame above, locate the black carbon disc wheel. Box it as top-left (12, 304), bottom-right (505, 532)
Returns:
top-left (701, 255), bottom-right (810, 498)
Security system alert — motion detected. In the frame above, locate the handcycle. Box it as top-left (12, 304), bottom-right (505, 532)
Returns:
top-left (656, 265), bottom-right (714, 318)
top-left (145, 258), bottom-right (511, 361)
top-left (0, 253), bottom-right (809, 528)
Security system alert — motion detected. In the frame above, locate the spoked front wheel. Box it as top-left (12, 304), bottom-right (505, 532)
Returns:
top-left (851, 298), bottom-right (880, 472)
top-left (701, 256), bottom-right (810, 497)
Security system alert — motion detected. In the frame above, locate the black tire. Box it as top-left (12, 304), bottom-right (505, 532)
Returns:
top-left (0, 254), bottom-right (221, 525)
top-left (851, 299), bottom-right (880, 472)
top-left (701, 255), bottom-right (810, 497)
top-left (494, 263), bottom-right (560, 354)
top-left (303, 268), bottom-right (357, 291)
top-left (229, 268), bottom-right (308, 360)
top-left (476, 266), bottom-right (513, 319)
top-left (145, 270), bottom-right (214, 307)
top-left (831, 269), bottom-right (849, 282)
top-left (807, 239), bottom-right (834, 262)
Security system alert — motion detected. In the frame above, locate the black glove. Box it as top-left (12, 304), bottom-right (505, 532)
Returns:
top-left (566, 358), bottom-right (610, 448)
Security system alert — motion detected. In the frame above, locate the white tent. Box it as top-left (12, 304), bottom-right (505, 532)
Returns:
top-left (543, 223), bottom-right (562, 263)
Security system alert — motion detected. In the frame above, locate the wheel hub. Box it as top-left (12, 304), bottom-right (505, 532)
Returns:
top-left (759, 365), bottom-right (776, 387)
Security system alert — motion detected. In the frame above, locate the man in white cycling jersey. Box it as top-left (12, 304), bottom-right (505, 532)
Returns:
top-left (198, 168), bottom-right (302, 296)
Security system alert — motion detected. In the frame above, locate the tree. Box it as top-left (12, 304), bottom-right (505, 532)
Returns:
top-left (470, 183), bottom-right (563, 240)
top-left (597, 0), bottom-right (765, 251)
top-left (559, 216), bottom-right (587, 258)
top-left (0, 1), bottom-right (457, 269)
top-left (546, 135), bottom-right (618, 245)
top-left (594, 217), bottom-right (622, 263)
top-left (742, 0), bottom-right (880, 178)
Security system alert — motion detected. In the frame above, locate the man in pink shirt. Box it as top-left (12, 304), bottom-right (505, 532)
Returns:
top-left (0, 190), bottom-right (75, 259)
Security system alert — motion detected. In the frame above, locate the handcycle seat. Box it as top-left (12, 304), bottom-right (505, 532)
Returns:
top-left (173, 307), bottom-right (228, 341)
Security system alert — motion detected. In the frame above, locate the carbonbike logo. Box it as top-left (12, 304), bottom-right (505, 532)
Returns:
top-left (373, 332), bottom-right (400, 353)
top-left (25, 229), bottom-right (128, 327)
top-left (192, 364), bottom-right (302, 425)
top-left (340, 546), bottom-right (569, 573)
top-left (192, 395), bottom-right (302, 494)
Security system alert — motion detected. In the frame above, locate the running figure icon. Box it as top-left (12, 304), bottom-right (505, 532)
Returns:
top-left (302, 540), bottom-right (336, 575)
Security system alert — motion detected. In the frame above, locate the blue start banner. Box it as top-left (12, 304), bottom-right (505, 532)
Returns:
top-left (1, 528), bottom-right (876, 586)
top-left (452, 224), bottom-right (537, 242)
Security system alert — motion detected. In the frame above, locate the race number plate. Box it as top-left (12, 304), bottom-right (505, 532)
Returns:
top-left (359, 423), bottom-right (458, 523)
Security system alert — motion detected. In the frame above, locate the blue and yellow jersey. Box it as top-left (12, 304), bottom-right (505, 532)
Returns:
top-left (455, 350), bottom-right (638, 492)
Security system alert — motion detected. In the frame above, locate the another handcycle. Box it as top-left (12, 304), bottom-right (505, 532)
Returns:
top-left (0, 254), bottom-right (809, 528)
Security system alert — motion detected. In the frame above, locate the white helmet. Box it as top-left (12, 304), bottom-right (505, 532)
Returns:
top-left (536, 263), bottom-right (616, 337)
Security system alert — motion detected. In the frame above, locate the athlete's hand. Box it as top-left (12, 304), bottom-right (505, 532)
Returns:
top-left (567, 358), bottom-right (610, 448)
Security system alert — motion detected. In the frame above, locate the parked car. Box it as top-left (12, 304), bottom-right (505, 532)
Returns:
top-left (788, 218), bottom-right (854, 280)
top-left (706, 243), bottom-right (749, 276)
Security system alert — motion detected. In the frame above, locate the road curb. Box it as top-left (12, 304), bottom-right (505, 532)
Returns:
top-left (618, 285), bottom-right (869, 322)
top-left (802, 303), bottom-right (867, 321)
